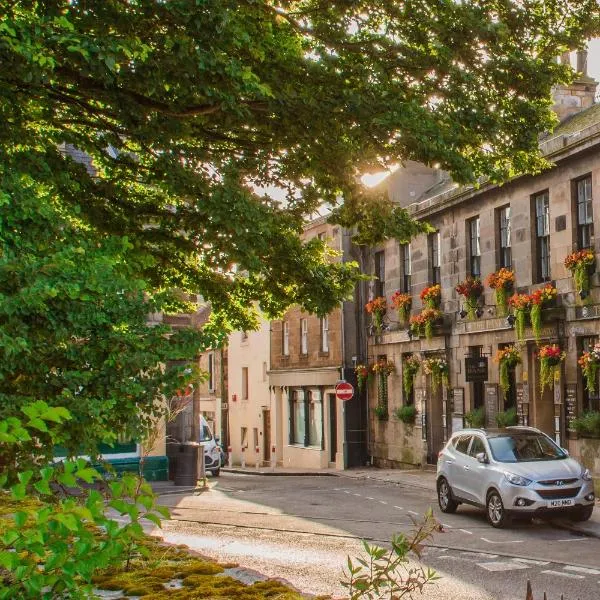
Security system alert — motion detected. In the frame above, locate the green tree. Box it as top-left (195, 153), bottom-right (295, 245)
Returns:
top-left (1, 1), bottom-right (598, 451)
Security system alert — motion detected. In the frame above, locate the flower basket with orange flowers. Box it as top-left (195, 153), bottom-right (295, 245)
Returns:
top-left (365, 296), bottom-right (387, 335)
top-left (508, 293), bottom-right (530, 343)
top-left (486, 268), bottom-right (515, 316)
top-left (391, 291), bottom-right (412, 324)
top-left (495, 345), bottom-right (521, 400)
top-left (355, 364), bottom-right (370, 394)
top-left (420, 284), bottom-right (441, 309)
top-left (538, 344), bottom-right (565, 394)
top-left (529, 284), bottom-right (557, 342)
top-left (410, 308), bottom-right (442, 339)
top-left (578, 343), bottom-right (600, 394)
top-left (455, 276), bottom-right (484, 319)
top-left (565, 249), bottom-right (595, 297)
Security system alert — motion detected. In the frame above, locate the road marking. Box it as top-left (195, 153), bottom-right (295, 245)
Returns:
top-left (512, 558), bottom-right (549, 566)
top-left (461, 552), bottom-right (498, 559)
top-left (478, 561), bottom-right (529, 572)
top-left (541, 570), bottom-right (584, 579)
top-left (564, 566), bottom-right (600, 575)
top-left (379, 501), bottom-right (388, 505)
top-left (408, 510), bottom-right (419, 516)
top-left (343, 490), bottom-right (350, 494)
top-left (366, 497), bottom-right (374, 500)
top-left (555, 538), bottom-right (589, 542)
top-left (442, 523), bottom-right (452, 529)
top-left (393, 505), bottom-right (403, 510)
top-left (459, 529), bottom-right (472, 535)
top-left (481, 537), bottom-right (524, 544)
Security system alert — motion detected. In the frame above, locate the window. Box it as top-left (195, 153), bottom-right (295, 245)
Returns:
top-left (402, 353), bottom-right (415, 405)
top-left (580, 336), bottom-right (599, 412)
top-left (289, 389), bottom-right (323, 447)
top-left (300, 318), bottom-right (308, 354)
top-left (282, 321), bottom-right (289, 356)
top-left (241, 331), bottom-right (248, 343)
top-left (262, 361), bottom-right (267, 382)
top-left (253, 428), bottom-right (259, 452)
top-left (320, 316), bottom-right (329, 353)
top-left (374, 250), bottom-right (385, 298)
top-left (208, 352), bottom-right (215, 392)
top-left (242, 367), bottom-right (249, 400)
top-left (454, 435), bottom-right (472, 454)
top-left (575, 176), bottom-right (594, 249)
top-left (468, 217), bottom-right (481, 278)
top-left (317, 232), bottom-right (326, 242)
top-left (428, 231), bottom-right (441, 285)
top-left (241, 427), bottom-right (248, 449)
top-left (498, 205), bottom-right (512, 269)
top-left (400, 243), bottom-right (411, 293)
top-left (469, 346), bottom-right (484, 410)
top-left (469, 436), bottom-right (486, 458)
top-left (533, 191), bottom-right (551, 282)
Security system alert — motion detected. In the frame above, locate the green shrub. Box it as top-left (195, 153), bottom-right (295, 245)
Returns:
top-left (495, 407), bottom-right (518, 428)
top-left (464, 407), bottom-right (485, 428)
top-left (572, 411), bottom-right (600, 438)
top-left (395, 405), bottom-right (417, 425)
top-left (374, 405), bottom-right (388, 420)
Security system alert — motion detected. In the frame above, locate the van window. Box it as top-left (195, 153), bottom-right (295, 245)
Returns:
top-left (454, 435), bottom-right (472, 455)
top-left (200, 420), bottom-right (213, 442)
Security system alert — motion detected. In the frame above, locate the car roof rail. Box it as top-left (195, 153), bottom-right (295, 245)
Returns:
top-left (505, 425), bottom-right (542, 433)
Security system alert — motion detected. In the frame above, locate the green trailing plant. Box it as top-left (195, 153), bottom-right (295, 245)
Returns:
top-left (355, 364), bottom-right (370, 394)
top-left (395, 404), bottom-right (417, 425)
top-left (495, 345), bottom-right (521, 402)
top-left (565, 249), bottom-right (595, 296)
top-left (464, 407), bottom-right (485, 428)
top-left (538, 344), bottom-right (565, 394)
top-left (341, 509), bottom-right (441, 600)
top-left (508, 294), bottom-right (530, 343)
top-left (578, 344), bottom-right (600, 393)
top-left (571, 411), bottom-right (600, 438)
top-left (402, 356), bottom-right (421, 398)
top-left (495, 408), bottom-right (518, 428)
top-left (374, 405), bottom-right (388, 421)
top-left (372, 360), bottom-right (395, 418)
top-left (529, 284), bottom-right (557, 342)
top-left (486, 268), bottom-right (515, 317)
top-left (422, 357), bottom-right (449, 392)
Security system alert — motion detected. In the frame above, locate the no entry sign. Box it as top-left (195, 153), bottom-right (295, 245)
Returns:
top-left (335, 381), bottom-right (354, 401)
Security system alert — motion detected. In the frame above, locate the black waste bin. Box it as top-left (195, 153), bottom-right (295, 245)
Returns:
top-left (174, 442), bottom-right (199, 486)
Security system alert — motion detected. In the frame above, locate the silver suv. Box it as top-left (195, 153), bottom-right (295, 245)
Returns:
top-left (437, 427), bottom-right (595, 528)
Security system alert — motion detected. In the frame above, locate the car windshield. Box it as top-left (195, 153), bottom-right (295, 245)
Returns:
top-left (488, 434), bottom-right (566, 463)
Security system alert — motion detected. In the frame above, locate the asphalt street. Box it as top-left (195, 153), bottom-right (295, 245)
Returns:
top-left (156, 473), bottom-right (600, 600)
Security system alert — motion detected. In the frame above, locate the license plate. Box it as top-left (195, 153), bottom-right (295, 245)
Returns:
top-left (548, 499), bottom-right (574, 508)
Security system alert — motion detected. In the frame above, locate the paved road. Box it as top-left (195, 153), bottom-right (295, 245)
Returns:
top-left (160, 473), bottom-right (600, 600)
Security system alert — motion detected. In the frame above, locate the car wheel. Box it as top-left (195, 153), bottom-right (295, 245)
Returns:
top-left (486, 490), bottom-right (512, 528)
top-left (437, 477), bottom-right (458, 514)
top-left (571, 505), bottom-right (593, 522)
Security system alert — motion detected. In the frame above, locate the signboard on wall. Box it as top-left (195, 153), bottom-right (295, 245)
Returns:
top-left (484, 384), bottom-right (499, 428)
top-left (565, 384), bottom-right (577, 431)
top-left (451, 388), bottom-right (464, 414)
top-left (465, 357), bottom-right (488, 382)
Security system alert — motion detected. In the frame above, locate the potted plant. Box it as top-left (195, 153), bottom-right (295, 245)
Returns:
top-left (420, 284), bottom-right (441, 309)
top-left (578, 343), bottom-right (600, 393)
top-left (391, 291), bottom-right (412, 325)
top-left (464, 406), bottom-right (485, 428)
top-left (529, 284), bottom-right (557, 342)
top-left (538, 344), bottom-right (565, 394)
top-left (495, 407), bottom-right (518, 428)
top-left (455, 276), bottom-right (484, 319)
top-left (495, 345), bottom-right (521, 401)
top-left (571, 411), bottom-right (600, 438)
top-left (355, 364), bottom-right (370, 394)
top-left (395, 404), bottom-right (417, 425)
top-left (402, 355), bottom-right (421, 398)
top-left (365, 296), bottom-right (387, 335)
top-left (508, 293), bottom-right (530, 343)
top-left (409, 312), bottom-right (424, 338)
top-left (374, 404), bottom-right (388, 420)
top-left (485, 268), bottom-right (515, 317)
top-left (565, 249), bottom-right (595, 297)
top-left (422, 357), bottom-right (449, 392)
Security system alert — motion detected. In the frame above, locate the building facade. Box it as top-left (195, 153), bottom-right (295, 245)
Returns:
top-left (366, 71), bottom-right (600, 476)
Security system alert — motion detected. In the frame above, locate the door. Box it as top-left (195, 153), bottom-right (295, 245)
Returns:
top-left (449, 434), bottom-right (473, 500)
top-left (329, 394), bottom-right (337, 463)
top-left (426, 384), bottom-right (445, 464)
top-left (262, 409), bottom-right (271, 463)
top-left (464, 435), bottom-right (488, 504)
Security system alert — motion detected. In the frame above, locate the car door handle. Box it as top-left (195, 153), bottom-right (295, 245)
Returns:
top-left (463, 466), bottom-right (470, 471)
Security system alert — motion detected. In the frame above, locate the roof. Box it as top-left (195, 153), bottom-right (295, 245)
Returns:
top-left (547, 101), bottom-right (600, 138)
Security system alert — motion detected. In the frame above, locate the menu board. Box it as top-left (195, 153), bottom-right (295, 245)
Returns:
top-left (484, 384), bottom-right (498, 428)
top-left (565, 384), bottom-right (577, 431)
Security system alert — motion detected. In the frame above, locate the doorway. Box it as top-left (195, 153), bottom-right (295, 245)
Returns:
top-left (262, 409), bottom-right (271, 464)
top-left (329, 394), bottom-right (337, 463)
top-left (426, 384), bottom-right (444, 465)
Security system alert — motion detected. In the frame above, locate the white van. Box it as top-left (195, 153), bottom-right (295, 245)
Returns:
top-left (199, 416), bottom-right (222, 476)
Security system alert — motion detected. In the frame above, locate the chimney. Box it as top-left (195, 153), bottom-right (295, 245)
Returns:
top-left (552, 48), bottom-right (598, 122)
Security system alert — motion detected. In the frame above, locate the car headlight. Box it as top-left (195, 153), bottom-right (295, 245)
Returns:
top-left (581, 468), bottom-right (593, 481)
top-left (504, 472), bottom-right (532, 486)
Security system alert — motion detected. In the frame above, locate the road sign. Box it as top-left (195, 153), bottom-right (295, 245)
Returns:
top-left (335, 381), bottom-right (354, 401)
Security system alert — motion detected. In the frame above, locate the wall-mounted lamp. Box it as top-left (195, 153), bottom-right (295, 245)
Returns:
top-left (580, 289), bottom-right (589, 300)
top-left (459, 308), bottom-right (467, 319)
top-left (475, 308), bottom-right (484, 319)
top-left (506, 315), bottom-right (516, 327)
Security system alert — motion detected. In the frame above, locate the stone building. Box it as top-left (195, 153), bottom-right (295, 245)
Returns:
top-left (366, 65), bottom-right (600, 475)
top-left (268, 214), bottom-right (367, 469)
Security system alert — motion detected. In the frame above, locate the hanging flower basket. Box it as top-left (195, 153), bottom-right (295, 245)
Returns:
top-left (355, 364), bottom-right (370, 394)
top-left (402, 355), bottom-right (421, 398)
top-left (455, 276), bottom-right (484, 319)
top-left (420, 284), bottom-right (441, 309)
top-left (529, 284), bottom-right (557, 342)
top-left (565, 249), bottom-right (595, 296)
top-left (422, 357), bottom-right (449, 392)
top-left (372, 360), bottom-right (395, 419)
top-left (365, 296), bottom-right (387, 335)
top-left (409, 308), bottom-right (442, 339)
top-left (372, 360), bottom-right (396, 376)
top-left (538, 344), bottom-right (565, 394)
top-left (494, 345), bottom-right (521, 401)
top-left (391, 291), bottom-right (412, 325)
top-left (578, 344), bottom-right (600, 394)
top-left (508, 293), bottom-right (531, 343)
top-left (486, 268), bottom-right (515, 317)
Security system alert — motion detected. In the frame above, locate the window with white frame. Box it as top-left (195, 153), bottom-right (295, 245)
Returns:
top-left (533, 191), bottom-right (550, 282)
top-left (208, 352), bottom-right (215, 392)
top-left (575, 175), bottom-right (594, 250)
top-left (282, 321), bottom-right (289, 356)
top-left (242, 366), bottom-right (249, 400)
top-left (300, 318), bottom-right (308, 354)
top-left (468, 216), bottom-right (481, 278)
top-left (320, 316), bottom-right (329, 352)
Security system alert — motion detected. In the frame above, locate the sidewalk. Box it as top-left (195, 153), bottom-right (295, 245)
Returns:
top-left (215, 464), bottom-right (600, 539)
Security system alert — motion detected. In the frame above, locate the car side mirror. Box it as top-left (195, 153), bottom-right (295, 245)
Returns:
top-left (476, 452), bottom-right (488, 464)
top-left (215, 436), bottom-right (220, 444)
